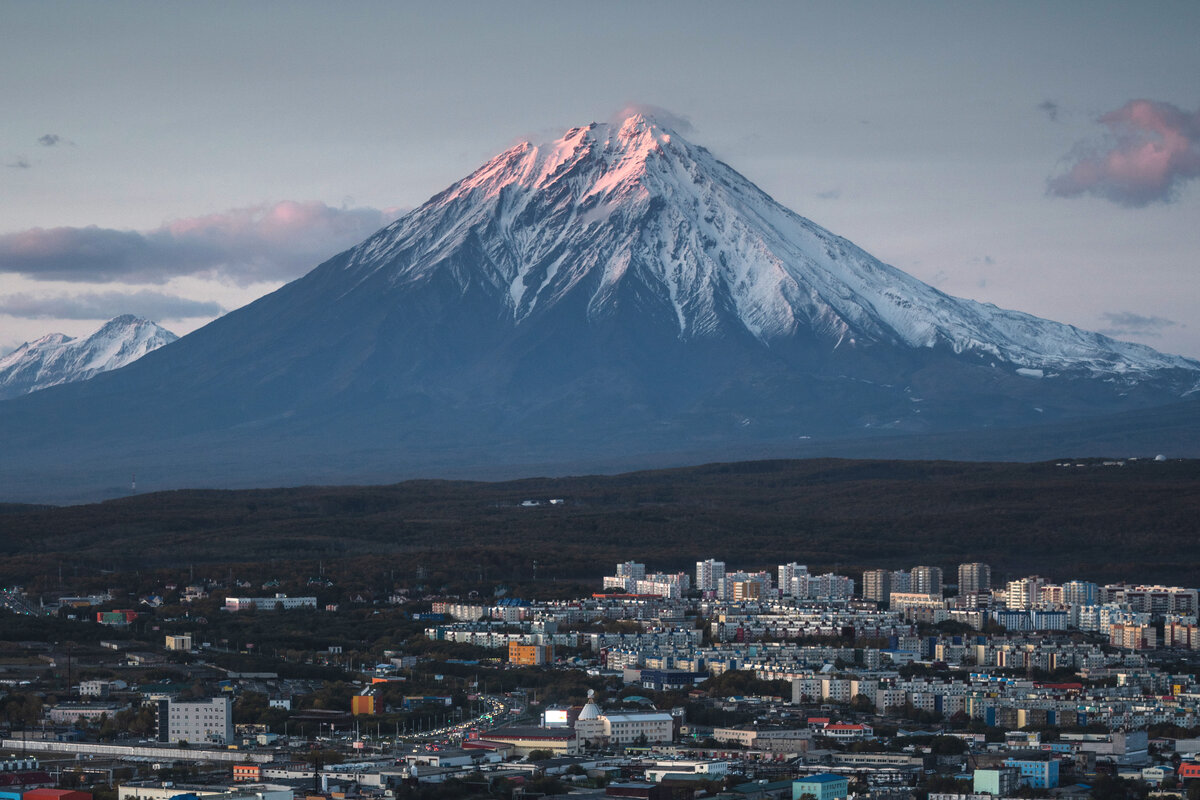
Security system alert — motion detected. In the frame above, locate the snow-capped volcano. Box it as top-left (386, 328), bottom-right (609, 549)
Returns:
top-left (0, 315), bottom-right (177, 400)
top-left (1, 113), bottom-right (1198, 502)
top-left (340, 113), bottom-right (1197, 377)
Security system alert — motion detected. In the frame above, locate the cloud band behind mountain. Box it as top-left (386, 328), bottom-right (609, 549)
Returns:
top-left (0, 290), bottom-right (225, 321)
top-left (0, 201), bottom-right (403, 284)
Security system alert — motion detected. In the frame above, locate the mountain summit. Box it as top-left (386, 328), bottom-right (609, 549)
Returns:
top-left (337, 113), bottom-right (1194, 375)
top-left (1, 114), bottom-right (1197, 501)
top-left (0, 315), bottom-right (177, 400)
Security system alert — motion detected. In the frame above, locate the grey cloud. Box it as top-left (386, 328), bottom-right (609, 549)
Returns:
top-left (0, 290), bottom-right (225, 321)
top-left (815, 188), bottom-right (841, 200)
top-left (38, 134), bottom-right (63, 146)
top-left (1037, 100), bottom-right (1059, 122)
top-left (0, 201), bottom-right (403, 284)
top-left (1048, 99), bottom-right (1200, 206)
top-left (7, 157), bottom-right (31, 169)
top-left (1098, 311), bottom-right (1180, 338)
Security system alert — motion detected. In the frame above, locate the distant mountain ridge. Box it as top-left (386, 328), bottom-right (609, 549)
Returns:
top-left (0, 315), bottom-right (177, 400)
top-left (0, 112), bottom-right (1197, 502)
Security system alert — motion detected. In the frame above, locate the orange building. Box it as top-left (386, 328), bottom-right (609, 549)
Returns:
top-left (351, 695), bottom-right (377, 715)
top-left (730, 580), bottom-right (762, 601)
top-left (233, 765), bottom-right (262, 782)
top-left (508, 642), bottom-right (553, 666)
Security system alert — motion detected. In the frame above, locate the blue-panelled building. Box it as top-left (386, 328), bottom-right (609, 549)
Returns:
top-left (1002, 756), bottom-right (1059, 788)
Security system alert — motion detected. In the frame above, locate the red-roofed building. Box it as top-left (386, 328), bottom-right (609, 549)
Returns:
top-left (0, 772), bottom-right (54, 791)
top-left (1178, 763), bottom-right (1200, 781)
top-left (24, 790), bottom-right (92, 800)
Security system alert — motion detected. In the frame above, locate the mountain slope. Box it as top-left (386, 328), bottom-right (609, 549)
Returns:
top-left (0, 315), bottom-right (177, 400)
top-left (0, 113), bottom-right (1197, 502)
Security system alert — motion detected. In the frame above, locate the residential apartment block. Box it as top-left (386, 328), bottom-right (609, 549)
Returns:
top-left (156, 697), bottom-right (233, 745)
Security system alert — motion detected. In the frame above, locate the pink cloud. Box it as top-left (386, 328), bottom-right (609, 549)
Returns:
top-left (1048, 99), bottom-right (1200, 206)
top-left (0, 201), bottom-right (407, 284)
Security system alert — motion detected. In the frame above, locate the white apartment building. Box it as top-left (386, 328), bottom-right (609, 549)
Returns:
top-left (1102, 585), bottom-right (1199, 615)
top-left (223, 594), bottom-right (317, 612)
top-left (696, 560), bottom-right (726, 593)
top-left (157, 697), bottom-right (234, 745)
top-left (794, 573), bottom-right (854, 600)
top-left (779, 563), bottom-right (808, 596)
top-left (1006, 576), bottom-right (1047, 610)
top-left (636, 573), bottom-right (690, 599)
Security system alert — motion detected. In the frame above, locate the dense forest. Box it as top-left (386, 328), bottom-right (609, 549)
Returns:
top-left (2, 457), bottom-right (1197, 590)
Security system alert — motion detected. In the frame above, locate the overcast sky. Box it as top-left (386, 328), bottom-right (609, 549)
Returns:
top-left (3, 1), bottom-right (1199, 357)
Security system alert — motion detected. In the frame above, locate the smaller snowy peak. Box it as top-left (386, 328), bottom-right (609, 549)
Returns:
top-left (0, 316), bottom-right (178, 400)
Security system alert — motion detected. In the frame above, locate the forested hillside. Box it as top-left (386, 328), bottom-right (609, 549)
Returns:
top-left (3, 458), bottom-right (1197, 590)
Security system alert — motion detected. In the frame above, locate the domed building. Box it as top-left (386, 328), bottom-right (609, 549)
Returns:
top-left (574, 691), bottom-right (607, 743)
top-left (573, 691), bottom-right (675, 746)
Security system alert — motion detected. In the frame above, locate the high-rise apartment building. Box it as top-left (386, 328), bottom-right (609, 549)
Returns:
top-left (912, 566), bottom-right (944, 596)
top-left (958, 562), bottom-right (992, 594)
top-left (696, 559), bottom-right (726, 593)
top-left (616, 561), bottom-right (646, 581)
top-left (717, 571), bottom-right (772, 600)
top-left (1062, 580), bottom-right (1098, 607)
top-left (778, 563), bottom-right (808, 596)
top-left (1006, 576), bottom-right (1047, 610)
top-left (1039, 585), bottom-right (1065, 605)
top-left (861, 569), bottom-right (892, 603)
